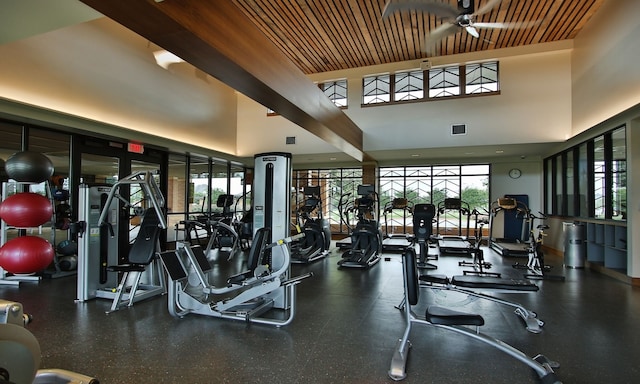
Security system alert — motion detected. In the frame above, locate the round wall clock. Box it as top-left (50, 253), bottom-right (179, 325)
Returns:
top-left (508, 168), bottom-right (522, 179)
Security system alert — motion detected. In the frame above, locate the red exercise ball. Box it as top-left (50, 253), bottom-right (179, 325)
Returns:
top-left (0, 193), bottom-right (53, 227)
top-left (0, 236), bottom-right (54, 274)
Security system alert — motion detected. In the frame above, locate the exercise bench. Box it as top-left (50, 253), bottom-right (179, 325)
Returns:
top-left (388, 247), bottom-right (561, 382)
top-left (418, 273), bottom-right (544, 333)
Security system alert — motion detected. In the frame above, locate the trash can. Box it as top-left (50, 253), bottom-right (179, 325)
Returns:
top-left (563, 222), bottom-right (586, 268)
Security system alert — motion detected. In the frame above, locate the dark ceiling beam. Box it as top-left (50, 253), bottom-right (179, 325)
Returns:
top-left (79, 0), bottom-right (364, 161)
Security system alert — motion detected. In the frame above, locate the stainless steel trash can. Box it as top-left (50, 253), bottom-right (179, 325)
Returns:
top-left (563, 223), bottom-right (586, 268)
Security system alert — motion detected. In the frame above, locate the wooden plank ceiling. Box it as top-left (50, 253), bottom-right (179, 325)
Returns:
top-left (232, 0), bottom-right (605, 75)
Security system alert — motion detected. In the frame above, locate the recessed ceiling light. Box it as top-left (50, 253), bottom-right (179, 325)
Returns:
top-left (495, 150), bottom-right (504, 154)
top-left (410, 154), bottom-right (420, 157)
top-left (330, 157), bottom-right (337, 160)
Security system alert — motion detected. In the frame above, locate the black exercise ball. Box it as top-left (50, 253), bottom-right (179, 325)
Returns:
top-left (4, 151), bottom-right (54, 183)
top-left (58, 255), bottom-right (77, 271)
top-left (56, 240), bottom-right (77, 256)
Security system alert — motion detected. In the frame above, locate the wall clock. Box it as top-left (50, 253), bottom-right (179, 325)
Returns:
top-left (508, 168), bottom-right (522, 179)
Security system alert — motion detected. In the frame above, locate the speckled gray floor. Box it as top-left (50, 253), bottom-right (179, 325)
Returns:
top-left (2, 244), bottom-right (639, 383)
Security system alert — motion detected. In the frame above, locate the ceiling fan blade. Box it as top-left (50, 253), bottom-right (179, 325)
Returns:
top-left (473, 20), bottom-right (542, 30)
top-left (465, 25), bottom-right (480, 38)
top-left (382, 0), bottom-right (459, 20)
top-left (475, 0), bottom-right (503, 16)
top-left (424, 22), bottom-right (459, 52)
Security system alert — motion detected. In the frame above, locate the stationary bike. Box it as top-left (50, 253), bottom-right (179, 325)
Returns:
top-left (338, 184), bottom-right (383, 269)
top-left (290, 186), bottom-right (331, 263)
top-left (513, 210), bottom-right (565, 281)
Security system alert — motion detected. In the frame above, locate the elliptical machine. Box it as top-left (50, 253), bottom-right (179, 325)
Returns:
top-left (290, 186), bottom-right (331, 263)
top-left (338, 184), bottom-right (383, 269)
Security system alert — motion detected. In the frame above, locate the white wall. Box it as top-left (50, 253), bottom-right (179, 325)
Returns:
top-left (236, 45), bottom-right (574, 159)
top-left (571, 0), bottom-right (640, 135)
top-left (562, 0), bottom-right (640, 278)
top-left (0, 18), bottom-right (239, 155)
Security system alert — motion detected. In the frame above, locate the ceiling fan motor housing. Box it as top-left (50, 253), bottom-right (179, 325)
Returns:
top-left (458, 0), bottom-right (474, 14)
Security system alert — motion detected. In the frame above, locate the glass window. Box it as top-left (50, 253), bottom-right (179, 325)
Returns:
top-left (363, 74), bottom-right (391, 104)
top-left (321, 79), bottom-right (348, 107)
top-left (188, 156), bottom-right (209, 218)
top-left (566, 149), bottom-right (575, 216)
top-left (379, 165), bottom-right (490, 237)
top-left (293, 168), bottom-right (361, 234)
top-left (465, 62), bottom-right (499, 94)
top-left (167, 153), bottom-right (187, 242)
top-left (593, 135), bottom-right (606, 219)
top-left (611, 127), bottom-right (626, 220)
top-left (577, 143), bottom-right (588, 217)
top-left (429, 66), bottom-right (460, 97)
top-left (545, 157), bottom-right (553, 214)
top-left (394, 70), bottom-right (424, 101)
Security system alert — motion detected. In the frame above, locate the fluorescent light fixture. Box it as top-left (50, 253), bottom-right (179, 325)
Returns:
top-left (153, 50), bottom-right (184, 69)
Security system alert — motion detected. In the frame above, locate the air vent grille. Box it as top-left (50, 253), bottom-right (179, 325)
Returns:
top-left (286, 136), bottom-right (296, 144)
top-left (451, 124), bottom-right (467, 135)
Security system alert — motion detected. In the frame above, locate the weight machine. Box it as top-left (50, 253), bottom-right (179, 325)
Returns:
top-left (75, 171), bottom-right (166, 313)
top-left (160, 153), bottom-right (312, 325)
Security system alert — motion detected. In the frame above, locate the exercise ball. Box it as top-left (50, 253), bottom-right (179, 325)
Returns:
top-left (0, 236), bottom-right (54, 274)
top-left (56, 240), bottom-right (77, 256)
top-left (4, 151), bottom-right (54, 183)
top-left (57, 255), bottom-right (77, 271)
top-left (0, 193), bottom-right (53, 228)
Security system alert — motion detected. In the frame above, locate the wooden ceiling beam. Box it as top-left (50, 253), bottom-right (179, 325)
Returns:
top-left (79, 0), bottom-right (364, 162)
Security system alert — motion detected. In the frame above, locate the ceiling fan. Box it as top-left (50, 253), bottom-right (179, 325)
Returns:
top-left (382, 0), bottom-right (541, 52)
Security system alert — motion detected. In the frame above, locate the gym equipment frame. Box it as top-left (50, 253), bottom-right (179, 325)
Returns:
top-left (76, 171), bottom-right (166, 313)
top-left (388, 247), bottom-right (560, 383)
top-left (160, 228), bottom-right (311, 326)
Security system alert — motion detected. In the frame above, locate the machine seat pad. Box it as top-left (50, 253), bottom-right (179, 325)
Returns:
top-left (451, 275), bottom-right (539, 291)
top-left (426, 306), bottom-right (484, 326)
top-left (418, 274), bottom-right (450, 285)
top-left (107, 264), bottom-right (147, 273)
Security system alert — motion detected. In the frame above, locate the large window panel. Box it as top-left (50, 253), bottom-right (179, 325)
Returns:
top-left (429, 67), bottom-right (460, 98)
top-left (577, 143), bottom-right (589, 217)
top-left (321, 79), bottom-right (348, 108)
top-left (465, 62), bottom-right (499, 94)
top-left (544, 125), bottom-right (626, 220)
top-left (611, 127), bottom-right (626, 220)
top-left (394, 70), bottom-right (423, 101)
top-left (593, 135), bottom-right (606, 219)
top-left (363, 74), bottom-right (390, 104)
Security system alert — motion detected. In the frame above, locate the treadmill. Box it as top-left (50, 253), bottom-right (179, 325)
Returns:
top-left (381, 197), bottom-right (414, 252)
top-left (436, 198), bottom-right (473, 255)
top-left (488, 196), bottom-right (530, 257)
